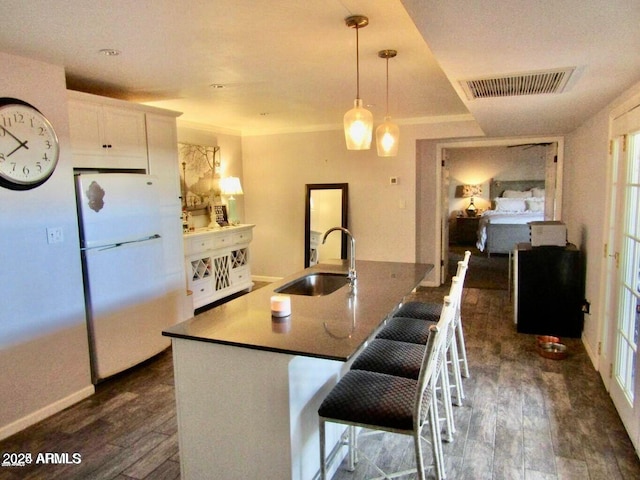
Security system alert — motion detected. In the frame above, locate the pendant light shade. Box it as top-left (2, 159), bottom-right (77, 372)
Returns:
top-left (376, 117), bottom-right (400, 156)
top-left (376, 49), bottom-right (399, 157)
top-left (344, 15), bottom-right (372, 150)
top-left (344, 98), bottom-right (373, 150)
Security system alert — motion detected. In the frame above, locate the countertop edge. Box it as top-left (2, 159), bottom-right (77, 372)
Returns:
top-left (164, 331), bottom-right (349, 362)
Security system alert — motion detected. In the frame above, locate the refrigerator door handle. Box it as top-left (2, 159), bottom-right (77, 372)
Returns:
top-left (82, 234), bottom-right (162, 252)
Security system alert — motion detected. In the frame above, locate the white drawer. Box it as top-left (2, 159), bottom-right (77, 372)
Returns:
top-left (231, 267), bottom-right (251, 285)
top-left (187, 237), bottom-right (215, 255)
top-left (232, 229), bottom-right (253, 245)
top-left (213, 234), bottom-right (233, 249)
top-left (191, 279), bottom-right (213, 300)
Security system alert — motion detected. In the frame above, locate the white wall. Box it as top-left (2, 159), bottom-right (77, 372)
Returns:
top-left (241, 121), bottom-right (483, 279)
top-left (564, 80), bottom-right (640, 367)
top-left (563, 106), bottom-right (609, 363)
top-left (0, 52), bottom-right (93, 439)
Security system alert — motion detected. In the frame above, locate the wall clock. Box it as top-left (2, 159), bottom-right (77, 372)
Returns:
top-left (0, 98), bottom-right (60, 190)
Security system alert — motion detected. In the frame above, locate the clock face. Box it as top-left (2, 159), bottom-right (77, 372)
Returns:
top-left (0, 99), bottom-right (60, 190)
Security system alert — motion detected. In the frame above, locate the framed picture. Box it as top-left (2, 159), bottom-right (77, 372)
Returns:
top-left (178, 142), bottom-right (221, 209)
top-left (213, 205), bottom-right (228, 226)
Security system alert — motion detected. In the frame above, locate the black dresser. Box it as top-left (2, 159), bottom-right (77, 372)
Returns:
top-left (513, 243), bottom-right (584, 337)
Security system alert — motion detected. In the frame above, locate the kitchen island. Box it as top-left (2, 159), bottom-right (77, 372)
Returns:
top-left (163, 259), bottom-right (431, 480)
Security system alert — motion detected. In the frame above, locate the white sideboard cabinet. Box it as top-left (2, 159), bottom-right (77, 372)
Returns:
top-left (184, 225), bottom-right (255, 309)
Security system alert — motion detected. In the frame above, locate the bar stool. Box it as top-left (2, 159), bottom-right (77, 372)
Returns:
top-left (318, 301), bottom-right (455, 480)
top-left (393, 250), bottom-right (471, 380)
top-left (376, 276), bottom-right (466, 407)
top-left (351, 295), bottom-right (458, 442)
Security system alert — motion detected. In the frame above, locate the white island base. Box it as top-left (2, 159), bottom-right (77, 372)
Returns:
top-left (172, 338), bottom-right (350, 480)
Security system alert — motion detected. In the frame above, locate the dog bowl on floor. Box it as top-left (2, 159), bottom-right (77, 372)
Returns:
top-left (536, 335), bottom-right (560, 346)
top-left (537, 340), bottom-right (568, 360)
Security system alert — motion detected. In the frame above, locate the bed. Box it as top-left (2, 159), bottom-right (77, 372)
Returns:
top-left (476, 179), bottom-right (546, 256)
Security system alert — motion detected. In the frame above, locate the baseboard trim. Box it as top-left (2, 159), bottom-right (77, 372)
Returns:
top-left (0, 385), bottom-right (95, 441)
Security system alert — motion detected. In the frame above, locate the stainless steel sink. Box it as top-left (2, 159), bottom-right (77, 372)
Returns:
top-left (275, 273), bottom-right (350, 296)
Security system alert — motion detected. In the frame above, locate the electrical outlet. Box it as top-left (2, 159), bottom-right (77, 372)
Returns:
top-left (47, 227), bottom-right (64, 244)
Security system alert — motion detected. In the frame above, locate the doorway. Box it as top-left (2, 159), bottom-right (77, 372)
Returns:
top-left (435, 137), bottom-right (564, 287)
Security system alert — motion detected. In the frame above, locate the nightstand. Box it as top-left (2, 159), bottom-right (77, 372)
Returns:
top-left (455, 215), bottom-right (480, 245)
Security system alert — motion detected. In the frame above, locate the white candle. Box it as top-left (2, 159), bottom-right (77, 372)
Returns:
top-left (270, 295), bottom-right (291, 317)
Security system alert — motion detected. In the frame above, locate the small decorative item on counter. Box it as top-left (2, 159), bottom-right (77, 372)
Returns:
top-left (186, 211), bottom-right (194, 231)
top-left (270, 295), bottom-right (291, 317)
top-left (536, 335), bottom-right (568, 360)
top-left (182, 210), bottom-right (190, 233)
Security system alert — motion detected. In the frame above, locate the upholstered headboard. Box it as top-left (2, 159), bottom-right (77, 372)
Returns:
top-left (489, 179), bottom-right (545, 200)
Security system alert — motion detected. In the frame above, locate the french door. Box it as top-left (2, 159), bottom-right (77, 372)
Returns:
top-left (607, 107), bottom-right (640, 451)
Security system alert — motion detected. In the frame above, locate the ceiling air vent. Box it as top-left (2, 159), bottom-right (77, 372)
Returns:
top-left (459, 67), bottom-right (574, 100)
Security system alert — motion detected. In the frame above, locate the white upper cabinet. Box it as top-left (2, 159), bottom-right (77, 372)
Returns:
top-left (68, 92), bottom-right (147, 169)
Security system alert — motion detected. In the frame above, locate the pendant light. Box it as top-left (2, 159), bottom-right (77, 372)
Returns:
top-left (343, 15), bottom-right (373, 150)
top-left (376, 49), bottom-right (400, 157)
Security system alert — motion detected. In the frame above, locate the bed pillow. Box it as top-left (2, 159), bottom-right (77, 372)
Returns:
top-left (526, 197), bottom-right (545, 212)
top-left (532, 187), bottom-right (545, 198)
top-left (494, 197), bottom-right (526, 212)
top-left (502, 189), bottom-right (532, 198)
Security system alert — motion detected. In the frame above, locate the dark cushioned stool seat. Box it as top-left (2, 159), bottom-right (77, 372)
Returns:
top-left (318, 369), bottom-right (426, 431)
top-left (393, 301), bottom-right (442, 321)
top-left (351, 339), bottom-right (425, 379)
top-left (376, 317), bottom-right (435, 344)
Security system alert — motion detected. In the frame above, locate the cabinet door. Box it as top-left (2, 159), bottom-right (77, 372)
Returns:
top-left (68, 100), bottom-right (104, 156)
top-left (102, 106), bottom-right (147, 161)
top-left (146, 113), bottom-right (181, 207)
top-left (212, 254), bottom-right (232, 292)
top-left (69, 101), bottom-right (147, 169)
top-left (146, 113), bottom-right (186, 317)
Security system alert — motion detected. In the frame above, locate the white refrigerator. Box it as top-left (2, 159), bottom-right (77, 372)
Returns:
top-left (76, 173), bottom-right (172, 383)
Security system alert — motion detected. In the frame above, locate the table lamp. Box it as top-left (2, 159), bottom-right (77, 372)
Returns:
top-left (462, 184), bottom-right (482, 217)
top-left (221, 177), bottom-right (243, 224)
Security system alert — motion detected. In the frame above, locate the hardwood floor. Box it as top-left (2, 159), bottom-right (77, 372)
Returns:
top-left (2, 286), bottom-right (640, 479)
top-left (333, 286), bottom-right (640, 480)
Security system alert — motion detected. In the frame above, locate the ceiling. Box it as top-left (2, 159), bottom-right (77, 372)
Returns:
top-left (2, 0), bottom-right (639, 137)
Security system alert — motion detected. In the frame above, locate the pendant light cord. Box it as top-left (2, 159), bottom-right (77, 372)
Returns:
top-left (385, 57), bottom-right (389, 115)
top-left (355, 25), bottom-right (360, 99)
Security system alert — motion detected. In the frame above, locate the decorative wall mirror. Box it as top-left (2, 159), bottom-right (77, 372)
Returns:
top-left (304, 183), bottom-right (349, 267)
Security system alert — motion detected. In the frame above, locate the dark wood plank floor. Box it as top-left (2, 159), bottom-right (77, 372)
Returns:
top-left (332, 286), bottom-right (640, 480)
top-left (2, 286), bottom-right (640, 479)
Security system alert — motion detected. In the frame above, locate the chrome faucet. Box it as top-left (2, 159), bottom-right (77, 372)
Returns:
top-left (322, 227), bottom-right (357, 287)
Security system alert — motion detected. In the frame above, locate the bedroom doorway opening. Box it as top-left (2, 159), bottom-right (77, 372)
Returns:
top-left (436, 137), bottom-right (564, 288)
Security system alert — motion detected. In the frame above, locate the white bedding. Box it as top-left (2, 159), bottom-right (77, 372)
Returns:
top-left (476, 210), bottom-right (544, 251)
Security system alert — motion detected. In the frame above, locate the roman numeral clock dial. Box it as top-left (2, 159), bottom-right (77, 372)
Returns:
top-left (0, 98), bottom-right (60, 190)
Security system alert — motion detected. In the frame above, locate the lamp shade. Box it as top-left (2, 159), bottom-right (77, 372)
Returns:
top-left (344, 99), bottom-right (373, 150)
top-left (461, 184), bottom-right (482, 198)
top-left (220, 177), bottom-right (243, 196)
top-left (375, 117), bottom-right (399, 156)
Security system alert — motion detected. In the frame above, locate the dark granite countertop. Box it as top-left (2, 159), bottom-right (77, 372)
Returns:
top-left (163, 260), bottom-right (432, 361)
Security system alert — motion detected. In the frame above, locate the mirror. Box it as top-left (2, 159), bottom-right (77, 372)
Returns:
top-left (304, 183), bottom-right (348, 267)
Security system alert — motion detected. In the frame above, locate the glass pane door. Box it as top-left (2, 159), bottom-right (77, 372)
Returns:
top-left (609, 129), bottom-right (640, 451)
